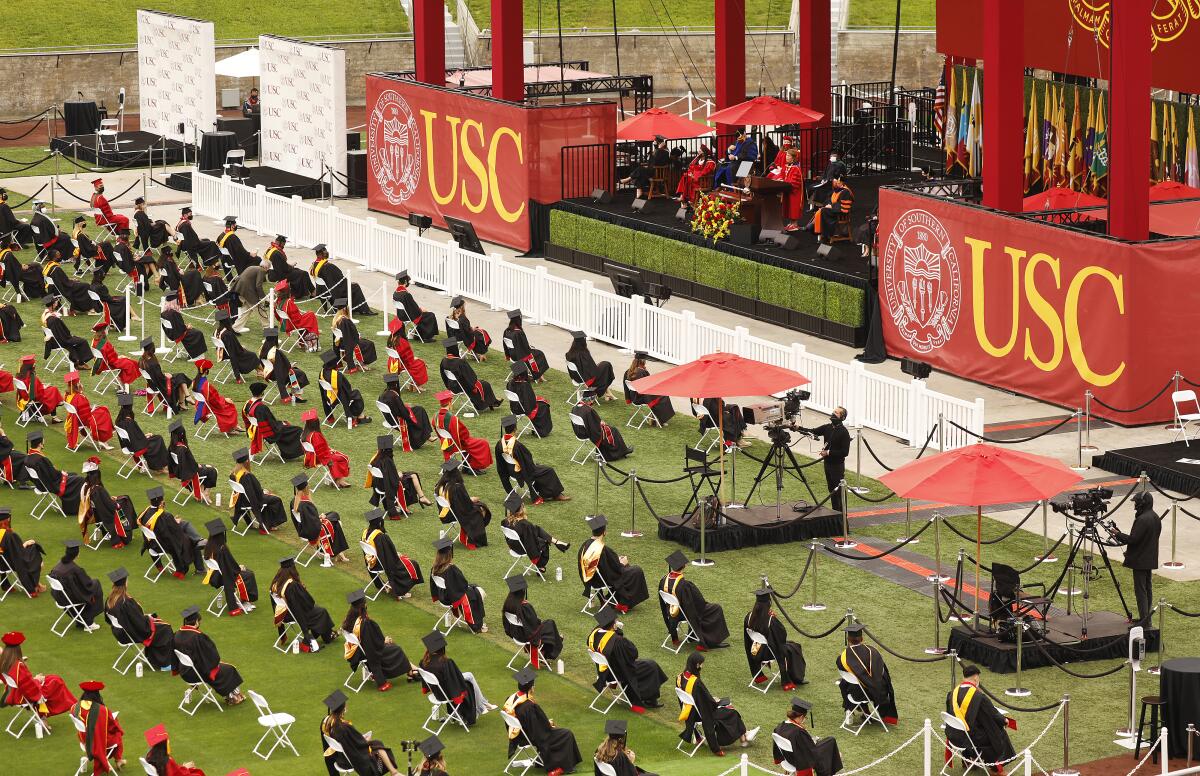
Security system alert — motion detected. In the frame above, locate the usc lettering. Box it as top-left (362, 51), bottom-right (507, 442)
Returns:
top-left (421, 111), bottom-right (526, 224)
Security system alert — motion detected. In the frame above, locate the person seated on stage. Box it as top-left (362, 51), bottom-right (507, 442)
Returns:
top-left (160, 300), bottom-right (207, 362)
top-left (506, 361), bottom-right (553, 437)
top-left (836, 623), bottom-right (898, 726)
top-left (496, 416), bottom-right (569, 505)
top-left (318, 349), bottom-right (369, 428)
top-left (619, 158), bottom-right (654, 200)
top-left (446, 295), bottom-right (491, 358)
top-left (42, 296), bottom-right (94, 366)
top-left (587, 606), bottom-right (667, 714)
top-left (418, 735), bottom-right (449, 776)
top-left (321, 690), bottom-right (402, 776)
top-left (677, 652), bottom-right (758, 757)
top-left (385, 321), bottom-right (428, 386)
top-left (242, 87), bottom-right (260, 116)
top-left (90, 178), bottom-right (129, 233)
top-left (572, 389), bottom-right (634, 461)
top-left (63, 370), bottom-right (114, 450)
top-left (202, 519), bottom-right (256, 617)
top-left (712, 144), bottom-right (741, 190)
top-left (271, 556), bottom-right (337, 652)
top-left (502, 492), bottom-right (571, 573)
top-left (695, 397), bottom-right (749, 448)
top-left (264, 235), bottom-right (313, 297)
top-left (228, 447), bottom-right (288, 534)
top-left (504, 666), bottom-right (582, 776)
top-left (503, 309), bottom-right (550, 379)
top-left (301, 410), bottom-right (352, 488)
top-left (502, 575), bottom-right (564, 669)
top-left (361, 508), bottom-right (423, 598)
top-left (418, 629), bottom-right (495, 724)
top-left (745, 585), bottom-right (807, 691)
top-left (579, 515), bottom-right (649, 614)
top-left (392, 270), bottom-right (440, 342)
top-left (772, 697), bottom-right (844, 776)
top-left (430, 538), bottom-right (488, 632)
top-left (676, 145), bottom-right (716, 206)
top-left (623, 352), bottom-right (675, 428)
top-left (16, 354), bottom-right (63, 421)
top-left (166, 420), bottom-right (216, 504)
top-left (25, 429), bottom-right (85, 514)
top-left (434, 390), bottom-right (494, 471)
top-left (366, 435), bottom-right (431, 519)
top-left (0, 188), bottom-right (35, 247)
top-left (71, 680), bottom-right (126, 774)
top-left (332, 297), bottom-right (377, 372)
top-left (137, 338), bottom-right (176, 415)
top-left (49, 539), bottom-right (104, 630)
top-left (379, 373), bottom-right (433, 450)
top-left (142, 725), bottom-right (206, 776)
top-left (132, 197), bottom-right (173, 251)
top-left (808, 150), bottom-right (848, 207)
top-left (342, 589), bottom-right (419, 691)
top-left (114, 393), bottom-right (169, 473)
top-left (242, 381), bottom-right (304, 461)
top-left (566, 330), bottom-right (617, 400)
top-left (80, 458), bottom-right (136, 549)
top-left (435, 460), bottom-right (492, 549)
top-left (0, 507), bottom-right (46, 596)
top-left (659, 551), bottom-right (730, 650)
top-left (275, 281), bottom-right (320, 351)
top-left (1, 631), bottom-right (77, 724)
top-left (733, 130), bottom-right (759, 167)
top-left (174, 605), bottom-right (246, 705)
top-left (803, 175), bottom-right (854, 244)
top-left (291, 475), bottom-right (350, 564)
top-left (190, 359), bottom-right (239, 435)
top-left (440, 338), bottom-right (501, 411)
top-left (138, 485), bottom-right (201, 578)
top-left (946, 665), bottom-right (1016, 774)
top-left (215, 216), bottom-right (257, 276)
top-left (258, 328), bottom-right (307, 405)
top-left (104, 567), bottom-right (175, 670)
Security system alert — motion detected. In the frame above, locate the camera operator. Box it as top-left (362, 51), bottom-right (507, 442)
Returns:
top-left (804, 406), bottom-right (851, 513)
top-left (1113, 491), bottom-right (1161, 628)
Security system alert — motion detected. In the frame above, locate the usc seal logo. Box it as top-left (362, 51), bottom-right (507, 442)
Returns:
top-left (883, 209), bottom-right (962, 354)
top-left (1070, 0), bottom-right (1199, 51)
top-left (369, 90), bottom-right (422, 206)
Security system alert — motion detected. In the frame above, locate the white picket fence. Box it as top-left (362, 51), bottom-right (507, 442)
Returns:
top-left (192, 173), bottom-right (984, 449)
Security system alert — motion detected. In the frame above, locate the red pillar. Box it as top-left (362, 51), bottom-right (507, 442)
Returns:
top-left (797, 0), bottom-right (832, 127)
top-left (492, 0), bottom-right (524, 102)
top-left (413, 0), bottom-right (446, 86)
top-left (714, 0), bottom-right (746, 138)
top-left (1108, 0), bottom-right (1152, 241)
top-left (981, 0), bottom-right (1023, 212)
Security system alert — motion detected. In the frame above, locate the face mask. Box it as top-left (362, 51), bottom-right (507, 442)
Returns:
top-left (830, 414), bottom-right (841, 424)
top-left (97, 186), bottom-right (105, 194)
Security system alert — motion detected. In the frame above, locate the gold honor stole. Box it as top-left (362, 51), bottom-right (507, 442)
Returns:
top-left (951, 684), bottom-right (977, 731)
top-left (501, 436), bottom-right (520, 472)
top-left (676, 672), bottom-right (698, 721)
top-left (587, 627), bottom-right (616, 672)
top-left (580, 537), bottom-right (604, 582)
top-left (502, 692), bottom-right (528, 739)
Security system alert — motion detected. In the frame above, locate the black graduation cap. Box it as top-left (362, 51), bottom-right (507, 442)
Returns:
top-left (587, 515), bottom-right (608, 534)
top-left (364, 508), bottom-right (384, 524)
top-left (180, 206), bottom-right (192, 214)
top-left (441, 338), bottom-right (458, 351)
top-left (605, 719), bottom-right (627, 737)
top-left (440, 460), bottom-right (459, 474)
top-left (205, 519), bottom-right (226, 537)
top-left (141, 338), bottom-right (155, 350)
top-left (232, 448), bottom-right (250, 463)
top-left (346, 589), bottom-right (366, 605)
top-left (320, 350), bottom-right (340, 366)
top-left (504, 491), bottom-right (523, 515)
top-left (666, 550), bottom-right (689, 571)
top-left (181, 605), bottom-right (200, 620)
top-left (73, 215), bottom-right (87, 225)
top-left (63, 538), bottom-right (82, 550)
top-left (215, 310), bottom-right (230, 322)
top-left (326, 511), bottom-right (341, 523)
top-left (42, 295), bottom-right (56, 306)
top-left (146, 485), bottom-right (164, 500)
top-left (395, 270), bottom-right (410, 283)
top-left (432, 537), bottom-right (453, 552)
top-left (634, 350), bottom-right (649, 360)
top-left (422, 631), bottom-right (446, 653)
top-left (168, 419), bottom-right (183, 434)
top-left (26, 430), bottom-right (44, 446)
top-left (594, 605), bottom-right (618, 628)
top-left (224, 216), bottom-right (238, 226)
top-left (754, 585), bottom-right (774, 599)
top-left (450, 295), bottom-right (464, 308)
top-left (377, 436), bottom-right (393, 451)
top-left (791, 697), bottom-right (813, 714)
top-left (279, 557), bottom-right (295, 568)
top-left (843, 623), bottom-right (864, 635)
top-left (962, 664), bottom-right (981, 678)
top-left (579, 387), bottom-right (597, 401)
top-left (382, 373), bottom-right (400, 385)
top-left (499, 416), bottom-right (517, 433)
top-left (333, 298), bottom-right (348, 309)
top-left (263, 327), bottom-right (278, 339)
top-left (118, 393), bottom-right (134, 407)
top-left (164, 291), bottom-right (178, 301)
top-left (313, 244), bottom-right (328, 254)
top-left (323, 689), bottom-right (347, 712)
top-left (0, 507), bottom-right (10, 519)
top-left (507, 309), bottom-right (522, 320)
top-left (249, 382), bottom-right (267, 397)
top-left (107, 567), bottom-right (129, 584)
top-left (570, 330), bottom-right (586, 341)
top-left (510, 361), bottom-right (529, 376)
top-left (275, 235), bottom-right (287, 244)
top-left (417, 735), bottom-right (444, 759)
top-left (513, 667), bottom-right (536, 687)
top-left (291, 474), bottom-right (308, 489)
top-left (506, 575), bottom-right (528, 595)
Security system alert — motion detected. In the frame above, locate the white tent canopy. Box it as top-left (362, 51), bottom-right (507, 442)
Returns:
top-left (215, 48), bottom-right (259, 78)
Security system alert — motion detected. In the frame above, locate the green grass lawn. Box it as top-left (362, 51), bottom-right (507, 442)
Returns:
top-left (0, 211), bottom-right (1192, 774)
top-left (846, 0), bottom-right (935, 28)
top-left (0, 146), bottom-right (191, 191)
top-left (463, 0), bottom-right (793, 31)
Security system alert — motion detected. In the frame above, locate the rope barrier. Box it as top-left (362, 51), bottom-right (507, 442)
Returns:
top-left (940, 503), bottom-right (1038, 546)
top-left (768, 549), bottom-right (814, 600)
top-left (821, 517), bottom-right (934, 560)
top-left (976, 684), bottom-right (1065, 715)
top-left (0, 116), bottom-right (47, 142)
top-left (1026, 638), bottom-right (1127, 679)
top-left (1166, 602), bottom-right (1200, 618)
top-left (0, 153), bottom-right (56, 174)
top-left (860, 625), bottom-right (948, 662)
top-left (0, 107), bottom-right (51, 125)
top-left (1092, 379), bottom-right (1174, 414)
top-left (945, 414), bottom-right (1075, 445)
top-left (1122, 730), bottom-right (1161, 776)
top-left (9, 183), bottom-right (49, 209)
top-left (598, 464), bottom-right (631, 488)
top-left (851, 488), bottom-right (899, 503)
top-left (768, 599), bottom-right (849, 640)
top-left (835, 726), bottom-right (927, 776)
top-left (55, 178), bottom-right (140, 206)
top-left (57, 146), bottom-right (155, 173)
top-left (1179, 506), bottom-right (1200, 523)
top-left (1147, 477), bottom-right (1200, 503)
top-left (607, 462), bottom-right (691, 485)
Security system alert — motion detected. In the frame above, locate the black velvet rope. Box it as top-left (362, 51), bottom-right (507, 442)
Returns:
top-left (0, 116), bottom-right (47, 142)
top-left (768, 548), bottom-right (814, 600)
top-left (0, 153), bottom-right (55, 174)
top-left (1092, 380), bottom-right (1173, 414)
top-left (939, 503), bottom-right (1039, 546)
top-left (1166, 603), bottom-right (1200, 618)
top-left (976, 683), bottom-right (1065, 714)
top-left (0, 107), bottom-right (52, 125)
top-left (861, 625), bottom-right (948, 663)
top-left (945, 414), bottom-right (1075, 445)
top-left (1026, 638), bottom-right (1127, 680)
top-left (768, 597), bottom-right (849, 640)
top-left (821, 517), bottom-right (934, 560)
top-left (8, 183), bottom-right (49, 209)
top-left (1147, 478), bottom-right (1200, 503)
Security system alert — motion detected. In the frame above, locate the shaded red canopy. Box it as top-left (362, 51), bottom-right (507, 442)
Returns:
top-left (629, 352), bottom-right (809, 399)
top-left (1150, 180), bottom-right (1200, 201)
top-left (1022, 186), bottom-right (1106, 212)
top-left (879, 443), bottom-right (1082, 506)
top-left (707, 96), bottom-right (824, 127)
top-left (616, 108), bottom-right (712, 141)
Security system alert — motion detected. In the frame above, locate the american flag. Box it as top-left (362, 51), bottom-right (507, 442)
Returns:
top-left (933, 65), bottom-right (946, 139)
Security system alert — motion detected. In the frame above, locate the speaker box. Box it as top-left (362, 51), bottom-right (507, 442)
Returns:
top-left (816, 242), bottom-right (833, 257)
top-left (345, 150), bottom-right (367, 197)
top-left (758, 229), bottom-right (783, 243)
top-left (591, 188), bottom-right (612, 204)
top-left (675, 206), bottom-right (689, 222)
top-left (772, 232), bottom-right (800, 250)
top-left (631, 198), bottom-right (648, 212)
top-left (727, 223), bottom-right (757, 247)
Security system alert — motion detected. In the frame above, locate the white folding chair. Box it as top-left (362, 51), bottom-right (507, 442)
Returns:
top-left (581, 567), bottom-right (618, 615)
top-left (773, 732), bottom-right (800, 774)
top-left (586, 650), bottom-right (631, 713)
top-left (658, 589), bottom-right (699, 653)
top-left (192, 392), bottom-right (217, 441)
top-left (3, 672), bottom-right (51, 739)
top-left (358, 541), bottom-right (388, 601)
top-left (247, 417), bottom-right (284, 464)
top-left (569, 412), bottom-right (602, 466)
top-left (140, 525), bottom-right (174, 583)
top-left (84, 518), bottom-right (111, 551)
top-left (431, 575), bottom-right (467, 636)
top-left (274, 308), bottom-right (303, 353)
top-left (42, 327), bottom-right (70, 372)
top-left (159, 318), bottom-right (186, 363)
top-left (324, 734), bottom-right (358, 774)
top-left (691, 402), bottom-right (722, 454)
top-left (210, 335), bottom-right (233, 385)
top-left (229, 479), bottom-right (259, 537)
top-left (837, 669), bottom-right (888, 735)
top-left (174, 649), bottom-right (224, 715)
top-left (301, 440), bottom-right (333, 493)
top-left (205, 559), bottom-right (229, 617)
top-left (170, 453), bottom-right (195, 506)
top-left (500, 526), bottom-right (545, 581)
top-left (91, 347), bottom-right (121, 394)
top-left (224, 149), bottom-right (248, 182)
top-left (500, 708), bottom-right (541, 774)
top-left (435, 426), bottom-right (473, 474)
top-left (271, 593), bottom-right (303, 654)
top-left (46, 575), bottom-right (96, 636)
top-left (564, 361), bottom-right (586, 406)
top-left (114, 425), bottom-right (150, 479)
top-left (940, 711), bottom-right (990, 776)
top-left (500, 453), bottom-right (529, 501)
top-left (318, 377), bottom-right (345, 429)
top-left (503, 390), bottom-right (537, 439)
top-left (746, 629), bottom-right (780, 693)
top-left (504, 611), bottom-right (534, 671)
top-left (375, 399), bottom-right (402, 438)
top-left (416, 667), bottom-right (471, 735)
top-left (139, 369), bottom-right (169, 418)
top-left (434, 493), bottom-right (458, 541)
top-left (442, 369), bottom-right (476, 418)
top-left (341, 630), bottom-right (372, 693)
top-left (674, 686), bottom-right (706, 756)
top-left (139, 758), bottom-right (158, 775)
top-left (27, 466), bottom-right (68, 520)
top-left (0, 555), bottom-right (33, 602)
top-left (247, 690), bottom-right (300, 761)
top-left (594, 761), bottom-right (618, 776)
top-left (291, 513), bottom-right (324, 569)
top-left (625, 379), bottom-right (654, 430)
top-left (384, 350), bottom-right (420, 393)
top-left (1173, 390), bottom-right (1200, 446)
top-left (12, 378), bottom-right (48, 427)
top-left (96, 119), bottom-right (120, 153)
top-left (107, 613), bottom-right (153, 676)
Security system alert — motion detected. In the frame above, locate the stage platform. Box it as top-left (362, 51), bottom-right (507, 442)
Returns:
top-left (657, 504), bottom-right (843, 552)
top-left (947, 611), bottom-right (1156, 674)
top-left (1093, 440), bottom-right (1200, 495)
top-left (194, 166), bottom-right (329, 200)
top-left (51, 132), bottom-right (189, 168)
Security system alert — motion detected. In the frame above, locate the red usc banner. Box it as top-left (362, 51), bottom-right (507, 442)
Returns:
top-left (877, 189), bottom-right (1200, 424)
top-left (366, 75), bottom-right (616, 251)
top-left (937, 0), bottom-right (1200, 94)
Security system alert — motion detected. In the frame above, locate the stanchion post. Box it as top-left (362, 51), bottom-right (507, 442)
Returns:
top-left (1050, 695), bottom-right (1080, 776)
top-left (802, 541), bottom-right (825, 611)
top-left (1116, 659), bottom-right (1137, 738)
top-left (1071, 409), bottom-right (1087, 472)
top-left (926, 513), bottom-right (948, 582)
top-left (937, 412), bottom-right (944, 451)
top-left (1160, 727), bottom-right (1169, 775)
top-left (1140, 471), bottom-right (1149, 494)
top-left (72, 141), bottom-right (79, 180)
top-left (948, 649), bottom-right (958, 696)
top-left (51, 152), bottom-right (58, 212)
top-left (925, 577), bottom-right (945, 655)
top-left (376, 287), bottom-right (391, 337)
top-left (899, 498), bottom-right (918, 543)
top-left (1150, 599), bottom-right (1166, 676)
top-left (923, 718), bottom-right (932, 776)
top-left (850, 424), bottom-right (869, 495)
top-left (834, 480), bottom-right (856, 549)
top-left (46, 105), bottom-right (53, 152)
top-left (1005, 622), bottom-right (1031, 696)
top-left (1164, 504), bottom-right (1184, 570)
top-left (621, 471), bottom-right (642, 538)
top-left (1081, 390), bottom-right (1097, 452)
top-left (267, 287), bottom-right (275, 328)
top-left (1036, 500), bottom-right (1057, 562)
top-left (1187, 723), bottom-right (1195, 768)
top-left (119, 285), bottom-right (135, 341)
top-left (593, 456), bottom-right (601, 516)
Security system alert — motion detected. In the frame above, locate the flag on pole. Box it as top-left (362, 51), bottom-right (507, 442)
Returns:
top-left (1068, 87), bottom-right (1084, 190)
top-left (1024, 86), bottom-right (1041, 193)
top-left (1187, 107), bottom-right (1200, 188)
top-left (967, 71), bottom-right (983, 176)
top-left (956, 70), bottom-right (971, 171)
top-left (1053, 86), bottom-right (1068, 187)
top-left (1041, 84), bottom-right (1056, 186)
top-left (1082, 89), bottom-right (1096, 181)
top-left (944, 66), bottom-right (958, 173)
top-left (934, 64), bottom-right (946, 140)
top-left (1090, 92), bottom-right (1108, 195)
top-left (1151, 102), bottom-right (1162, 182)
top-left (1163, 104), bottom-right (1177, 181)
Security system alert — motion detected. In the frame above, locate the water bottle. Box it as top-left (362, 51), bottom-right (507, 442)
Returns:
top-left (135, 661), bottom-right (143, 679)
top-left (35, 720), bottom-right (43, 739)
top-left (292, 639), bottom-right (300, 655)
top-left (556, 659), bottom-right (565, 675)
top-left (215, 492), bottom-right (222, 507)
top-left (555, 566), bottom-right (562, 582)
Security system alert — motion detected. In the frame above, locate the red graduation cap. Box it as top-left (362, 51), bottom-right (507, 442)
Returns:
top-left (64, 370), bottom-right (80, 383)
top-left (435, 390), bottom-right (453, 404)
top-left (194, 358), bottom-right (214, 371)
top-left (92, 178), bottom-right (104, 187)
top-left (2, 631), bottom-right (25, 647)
top-left (19, 354), bottom-right (35, 365)
top-left (301, 409), bottom-right (318, 422)
top-left (79, 680), bottom-right (105, 692)
top-left (144, 724), bottom-right (169, 747)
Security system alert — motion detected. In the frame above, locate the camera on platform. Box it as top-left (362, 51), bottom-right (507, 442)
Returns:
top-left (1050, 486), bottom-right (1114, 517)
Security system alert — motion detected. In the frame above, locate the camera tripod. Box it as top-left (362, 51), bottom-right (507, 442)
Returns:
top-left (741, 430), bottom-right (819, 519)
top-left (1045, 515), bottom-right (1131, 639)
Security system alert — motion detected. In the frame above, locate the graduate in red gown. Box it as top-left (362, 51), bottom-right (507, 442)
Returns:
top-left (301, 409), bottom-right (351, 487)
top-left (781, 150), bottom-right (808, 231)
top-left (142, 724), bottom-right (206, 776)
top-left (71, 680), bottom-right (125, 774)
top-left (769, 136), bottom-right (795, 177)
top-left (676, 145), bottom-right (716, 205)
top-left (16, 354), bottom-right (63, 417)
top-left (192, 360), bottom-right (240, 435)
top-left (1, 631), bottom-right (77, 720)
top-left (386, 321), bottom-right (429, 386)
top-left (90, 179), bottom-right (129, 233)
top-left (64, 371), bottom-right (115, 451)
top-left (274, 281), bottom-right (320, 351)
top-left (91, 329), bottom-right (139, 386)
top-left (433, 390), bottom-right (492, 472)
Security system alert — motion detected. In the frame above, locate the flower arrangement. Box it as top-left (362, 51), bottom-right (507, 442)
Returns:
top-left (690, 193), bottom-right (740, 242)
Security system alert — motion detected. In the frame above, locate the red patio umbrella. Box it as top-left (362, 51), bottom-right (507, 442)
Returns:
top-left (616, 108), bottom-right (712, 141)
top-left (879, 443), bottom-right (1082, 619)
top-left (1150, 180), bottom-right (1200, 201)
top-left (1021, 186), bottom-right (1107, 212)
top-left (706, 95), bottom-right (825, 127)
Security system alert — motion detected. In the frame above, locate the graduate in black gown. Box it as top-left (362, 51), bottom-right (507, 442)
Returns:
top-left (594, 719), bottom-right (657, 776)
top-left (0, 298), bottom-right (24, 342)
top-left (0, 421), bottom-right (27, 487)
top-left (242, 382), bottom-right (304, 460)
top-left (216, 311), bottom-right (260, 383)
top-left (676, 652), bottom-right (756, 756)
top-left (202, 519), bottom-right (257, 616)
top-left (772, 698), bottom-right (843, 776)
top-left (946, 666), bottom-right (1016, 771)
top-left (501, 492), bottom-right (570, 575)
top-left (138, 485), bottom-right (200, 578)
top-left (440, 338), bottom-right (501, 411)
top-left (79, 460), bottom-right (136, 549)
top-left (341, 589), bottom-right (418, 691)
top-left (291, 474), bottom-right (350, 564)
top-left (264, 235), bottom-right (314, 298)
top-left (365, 436), bottom-right (429, 518)
top-left (155, 245), bottom-right (184, 297)
top-left (104, 567), bottom-right (175, 670)
top-left (167, 420), bottom-right (217, 503)
top-left (578, 515), bottom-right (649, 613)
top-left (586, 606), bottom-right (666, 713)
top-left (228, 447), bottom-right (288, 533)
top-left (175, 207), bottom-right (213, 265)
top-left (43, 250), bottom-right (95, 313)
top-left (745, 586), bottom-right (807, 691)
top-left (496, 415), bottom-right (567, 503)
top-left (215, 217), bottom-right (257, 275)
top-left (133, 198), bottom-right (173, 250)
top-left (429, 538), bottom-right (487, 632)
top-left (836, 624), bottom-right (898, 725)
top-left (378, 373), bottom-right (432, 450)
top-left (506, 361), bottom-right (553, 437)
top-left (623, 353), bottom-right (675, 427)
top-left (332, 299), bottom-right (377, 371)
top-left (503, 309), bottom-right (550, 378)
top-left (271, 557), bottom-right (336, 652)
top-left (41, 296), bottom-right (94, 366)
top-left (361, 509), bottom-right (423, 598)
top-left (417, 630), bottom-right (493, 726)
top-left (49, 539), bottom-right (104, 628)
top-left (699, 397), bottom-right (748, 447)
top-left (259, 327), bottom-right (307, 405)
top-left (1, 240), bottom-right (45, 300)
top-left (566, 331), bottom-right (616, 400)
top-left (572, 390), bottom-right (634, 461)
top-left (446, 295), bottom-right (490, 356)
top-left (321, 689), bottom-right (401, 776)
top-left (393, 270), bottom-right (439, 341)
top-left (174, 605), bottom-right (246, 704)
top-left (320, 350), bottom-right (372, 428)
top-left (0, 507), bottom-right (45, 596)
top-left (435, 461), bottom-right (491, 548)
top-left (309, 246), bottom-right (374, 315)
top-left (502, 574), bottom-right (564, 669)
top-left (201, 263), bottom-right (232, 316)
top-left (139, 336), bottom-right (180, 415)
top-left (25, 429), bottom-right (85, 515)
top-left (659, 551), bottom-right (730, 649)
top-left (418, 735), bottom-right (449, 776)
top-left (160, 305), bottom-right (207, 360)
top-left (115, 393), bottom-right (169, 472)
top-left (504, 667), bottom-right (582, 774)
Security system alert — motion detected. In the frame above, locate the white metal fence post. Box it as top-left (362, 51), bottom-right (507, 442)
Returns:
top-left (681, 309), bottom-right (697, 363)
top-left (364, 218), bottom-right (378, 272)
top-left (908, 378), bottom-right (926, 449)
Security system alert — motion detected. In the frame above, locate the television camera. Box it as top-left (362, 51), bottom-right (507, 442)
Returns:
top-left (744, 388), bottom-right (812, 446)
top-left (1050, 486), bottom-right (1114, 519)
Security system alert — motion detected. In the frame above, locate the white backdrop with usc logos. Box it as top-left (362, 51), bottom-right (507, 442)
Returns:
top-left (136, 10), bottom-right (216, 142)
top-left (258, 35), bottom-right (347, 195)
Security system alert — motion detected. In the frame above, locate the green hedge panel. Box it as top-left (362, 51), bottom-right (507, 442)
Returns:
top-left (724, 256), bottom-right (759, 299)
top-left (573, 217), bottom-right (606, 258)
top-left (631, 233), bottom-right (667, 273)
top-left (693, 246), bottom-right (729, 290)
top-left (791, 274), bottom-right (826, 318)
top-left (548, 209), bottom-right (578, 250)
top-left (603, 223), bottom-right (636, 266)
top-left (661, 239), bottom-right (697, 282)
top-left (825, 283), bottom-right (866, 327)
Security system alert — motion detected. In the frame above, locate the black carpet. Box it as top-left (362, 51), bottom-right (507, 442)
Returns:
top-left (51, 132), bottom-right (189, 168)
top-left (656, 505), bottom-right (844, 552)
top-left (198, 166), bottom-right (328, 200)
top-left (948, 612), bottom-right (1157, 674)
top-left (1093, 441), bottom-right (1200, 496)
